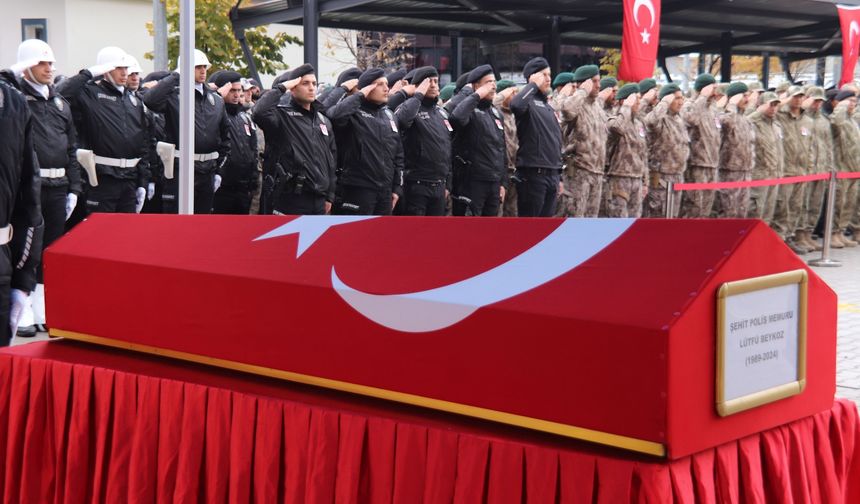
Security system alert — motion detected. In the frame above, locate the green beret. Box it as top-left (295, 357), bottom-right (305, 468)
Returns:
top-left (638, 78), bottom-right (657, 93)
top-left (495, 79), bottom-right (515, 93)
top-left (552, 72), bottom-right (575, 88)
top-left (694, 73), bottom-right (716, 92)
top-left (599, 77), bottom-right (618, 90)
top-left (726, 82), bottom-right (749, 98)
top-left (658, 83), bottom-right (681, 100)
top-left (440, 83), bottom-right (456, 102)
top-left (615, 83), bottom-right (640, 101)
top-left (572, 64), bottom-right (599, 83)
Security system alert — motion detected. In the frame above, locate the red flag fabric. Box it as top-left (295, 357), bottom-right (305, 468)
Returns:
top-left (619, 0), bottom-right (662, 81)
top-left (839, 5), bottom-right (860, 85)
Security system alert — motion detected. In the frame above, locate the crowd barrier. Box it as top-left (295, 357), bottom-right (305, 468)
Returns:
top-left (666, 170), bottom-right (860, 268)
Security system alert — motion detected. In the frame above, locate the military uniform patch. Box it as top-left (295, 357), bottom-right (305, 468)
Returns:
top-left (54, 96), bottom-right (64, 111)
top-left (207, 94), bottom-right (215, 106)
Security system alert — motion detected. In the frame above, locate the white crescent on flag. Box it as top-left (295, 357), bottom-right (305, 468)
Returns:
top-left (850, 20), bottom-right (860, 57)
top-left (633, 0), bottom-right (656, 28)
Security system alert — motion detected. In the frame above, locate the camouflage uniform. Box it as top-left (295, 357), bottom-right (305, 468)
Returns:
top-left (494, 93), bottom-right (519, 217)
top-left (716, 104), bottom-right (755, 218)
top-left (747, 110), bottom-right (783, 223)
top-left (804, 108), bottom-right (833, 233)
top-left (772, 106), bottom-right (813, 238)
top-left (832, 101), bottom-right (860, 232)
top-left (605, 104), bottom-right (648, 217)
top-left (642, 100), bottom-right (690, 218)
top-left (680, 95), bottom-right (721, 217)
top-left (559, 89), bottom-right (608, 217)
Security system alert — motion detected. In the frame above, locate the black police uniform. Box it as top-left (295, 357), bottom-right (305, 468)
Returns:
top-left (450, 91), bottom-right (508, 216)
top-left (0, 80), bottom-right (43, 346)
top-left (395, 93), bottom-right (452, 216)
top-left (510, 82), bottom-right (563, 217)
top-left (324, 93), bottom-right (404, 215)
top-left (213, 103), bottom-right (258, 214)
top-left (254, 89), bottom-right (336, 215)
top-left (142, 73), bottom-right (230, 214)
top-left (57, 70), bottom-right (151, 213)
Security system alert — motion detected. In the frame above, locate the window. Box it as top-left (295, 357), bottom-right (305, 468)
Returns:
top-left (21, 19), bottom-right (47, 42)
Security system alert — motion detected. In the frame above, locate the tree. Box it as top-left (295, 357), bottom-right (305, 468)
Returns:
top-left (324, 30), bottom-right (414, 70)
top-left (145, 0), bottom-right (301, 75)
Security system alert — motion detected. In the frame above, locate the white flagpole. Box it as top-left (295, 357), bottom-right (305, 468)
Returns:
top-left (179, 0), bottom-right (195, 214)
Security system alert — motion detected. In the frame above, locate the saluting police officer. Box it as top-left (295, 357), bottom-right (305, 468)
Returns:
top-left (142, 49), bottom-right (230, 214)
top-left (324, 68), bottom-right (404, 215)
top-left (450, 64), bottom-right (508, 216)
top-left (395, 66), bottom-right (452, 216)
top-left (57, 46), bottom-right (151, 214)
top-left (254, 65), bottom-right (337, 215)
top-left (0, 76), bottom-right (43, 346)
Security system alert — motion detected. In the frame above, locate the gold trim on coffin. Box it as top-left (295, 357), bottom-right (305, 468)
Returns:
top-left (49, 328), bottom-right (666, 457)
top-left (716, 269), bottom-right (808, 417)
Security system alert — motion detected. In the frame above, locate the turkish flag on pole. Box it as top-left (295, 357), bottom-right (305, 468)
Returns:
top-left (838, 5), bottom-right (860, 85)
top-left (619, 0), bottom-right (662, 81)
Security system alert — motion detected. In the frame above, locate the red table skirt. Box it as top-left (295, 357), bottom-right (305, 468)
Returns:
top-left (1, 341), bottom-right (858, 504)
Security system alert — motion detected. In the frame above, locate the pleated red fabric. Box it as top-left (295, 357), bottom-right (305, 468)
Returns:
top-left (0, 352), bottom-right (858, 503)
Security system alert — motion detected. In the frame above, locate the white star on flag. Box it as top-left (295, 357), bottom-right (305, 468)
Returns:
top-left (640, 28), bottom-right (651, 44)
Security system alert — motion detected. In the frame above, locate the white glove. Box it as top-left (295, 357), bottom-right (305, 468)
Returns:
top-left (147, 182), bottom-right (155, 200)
top-left (9, 62), bottom-right (28, 77)
top-left (9, 289), bottom-right (28, 337)
top-left (87, 64), bottom-right (114, 77)
top-left (65, 193), bottom-right (78, 221)
top-left (213, 174), bottom-right (222, 193)
top-left (135, 187), bottom-right (146, 213)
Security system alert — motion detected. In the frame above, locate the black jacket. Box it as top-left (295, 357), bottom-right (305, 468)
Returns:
top-left (56, 70), bottom-right (151, 186)
top-left (18, 79), bottom-right (83, 195)
top-left (220, 103), bottom-right (259, 190)
top-left (0, 80), bottom-right (43, 292)
top-left (254, 89), bottom-right (336, 200)
top-left (510, 82), bottom-right (562, 171)
top-left (141, 73), bottom-right (230, 175)
top-left (324, 93), bottom-right (404, 197)
top-left (395, 94), bottom-right (452, 184)
top-left (137, 87), bottom-right (167, 181)
top-left (450, 92), bottom-right (508, 184)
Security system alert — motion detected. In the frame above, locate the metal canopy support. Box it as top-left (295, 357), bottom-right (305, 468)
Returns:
top-left (762, 52), bottom-right (770, 89)
top-left (816, 57), bottom-right (826, 85)
top-left (304, 0), bottom-right (319, 70)
top-left (179, 0), bottom-right (195, 214)
top-left (547, 16), bottom-right (561, 75)
top-left (659, 53), bottom-right (672, 82)
top-left (451, 35), bottom-right (463, 81)
top-left (781, 56), bottom-right (794, 83)
top-left (720, 32), bottom-right (733, 82)
top-left (235, 28), bottom-right (261, 83)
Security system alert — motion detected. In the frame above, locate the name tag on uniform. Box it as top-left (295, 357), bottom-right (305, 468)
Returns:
top-left (495, 119), bottom-right (504, 130)
top-left (320, 123), bottom-right (329, 136)
top-left (715, 118), bottom-right (722, 129)
top-left (244, 123), bottom-right (252, 136)
top-left (801, 127), bottom-right (809, 136)
top-left (390, 120), bottom-right (398, 133)
top-left (443, 119), bottom-right (453, 132)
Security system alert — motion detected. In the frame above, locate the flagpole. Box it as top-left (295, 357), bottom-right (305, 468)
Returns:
top-left (179, 0), bottom-right (195, 214)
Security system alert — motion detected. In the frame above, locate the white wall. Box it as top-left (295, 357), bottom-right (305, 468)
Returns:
top-left (1, 0), bottom-right (68, 70)
top-left (263, 25), bottom-right (356, 88)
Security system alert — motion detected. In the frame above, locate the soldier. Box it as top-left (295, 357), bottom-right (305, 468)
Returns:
top-left (493, 79), bottom-right (519, 217)
top-left (680, 74), bottom-right (720, 218)
top-left (0, 74), bottom-right (43, 346)
top-left (6, 40), bottom-right (82, 336)
top-left (550, 72), bottom-right (575, 110)
top-left (254, 65), bottom-right (336, 215)
top-left (450, 65), bottom-right (507, 216)
top-left (209, 71), bottom-right (259, 215)
top-left (558, 64), bottom-right (611, 217)
top-left (395, 66), bottom-right (452, 216)
top-left (831, 90), bottom-right (860, 246)
top-left (642, 83), bottom-right (690, 218)
top-left (318, 67), bottom-right (362, 110)
top-left (745, 81), bottom-right (763, 116)
top-left (637, 78), bottom-right (658, 117)
top-left (440, 84), bottom-right (456, 104)
top-left (142, 49), bottom-right (230, 214)
top-left (600, 77), bottom-right (618, 112)
top-left (57, 46), bottom-right (151, 214)
top-left (510, 57), bottom-right (563, 217)
top-left (773, 86), bottom-right (814, 253)
top-left (606, 84), bottom-right (647, 217)
top-left (747, 92), bottom-right (784, 225)
top-left (715, 82), bottom-right (755, 218)
top-left (802, 87), bottom-right (832, 250)
top-left (324, 68), bottom-right (404, 215)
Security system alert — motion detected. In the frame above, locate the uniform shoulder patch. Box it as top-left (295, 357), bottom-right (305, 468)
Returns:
top-left (207, 93), bottom-right (215, 106)
top-left (54, 96), bottom-right (64, 111)
top-left (491, 107), bottom-right (502, 119)
top-left (438, 107), bottom-right (449, 119)
top-left (0, 86), bottom-right (4, 109)
top-left (384, 108), bottom-right (394, 120)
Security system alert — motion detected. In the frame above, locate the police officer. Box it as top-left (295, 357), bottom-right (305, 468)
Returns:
top-left (57, 46), bottom-right (151, 214)
top-left (0, 77), bottom-right (43, 346)
top-left (395, 66), bottom-right (451, 216)
top-left (510, 57), bottom-right (563, 217)
top-left (642, 83), bottom-right (690, 218)
top-left (319, 67), bottom-right (362, 110)
top-left (606, 84), bottom-right (647, 217)
top-left (254, 65), bottom-right (336, 215)
top-left (138, 71), bottom-right (171, 213)
top-left (142, 49), bottom-right (230, 214)
top-left (7, 40), bottom-right (82, 336)
top-left (324, 68), bottom-right (404, 215)
top-left (680, 74), bottom-right (721, 218)
top-left (209, 71), bottom-right (259, 215)
top-left (715, 82), bottom-right (755, 218)
top-left (450, 64), bottom-right (508, 216)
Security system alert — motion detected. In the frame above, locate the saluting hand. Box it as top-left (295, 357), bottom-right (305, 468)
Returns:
top-left (623, 93), bottom-right (638, 108)
top-left (390, 79), bottom-right (404, 94)
top-left (560, 82), bottom-right (576, 97)
top-left (217, 82), bottom-right (233, 99)
top-left (660, 92), bottom-right (676, 106)
top-left (476, 81), bottom-right (495, 99)
top-left (528, 71), bottom-right (548, 90)
top-left (598, 87), bottom-right (614, 103)
top-left (359, 81), bottom-right (378, 97)
top-left (700, 84), bottom-right (715, 98)
top-left (341, 78), bottom-right (359, 92)
top-left (280, 77), bottom-right (302, 92)
top-left (416, 78), bottom-right (432, 96)
top-left (729, 93), bottom-right (744, 106)
top-left (579, 78), bottom-right (594, 95)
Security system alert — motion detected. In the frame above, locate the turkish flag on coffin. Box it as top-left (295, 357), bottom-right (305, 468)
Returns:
top-left (619, 0), bottom-right (662, 82)
top-left (838, 5), bottom-right (860, 85)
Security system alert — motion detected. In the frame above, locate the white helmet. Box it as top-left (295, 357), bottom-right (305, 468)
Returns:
top-left (96, 46), bottom-right (132, 71)
top-left (15, 39), bottom-right (55, 70)
top-left (127, 56), bottom-right (142, 75)
top-left (175, 49), bottom-right (211, 72)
